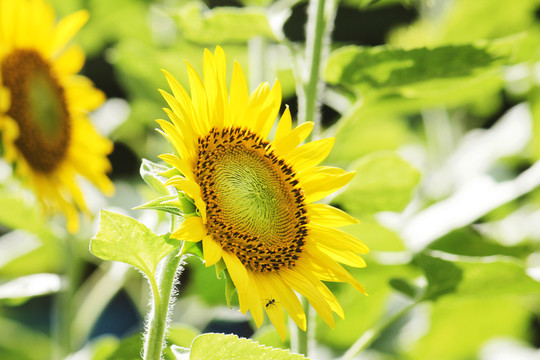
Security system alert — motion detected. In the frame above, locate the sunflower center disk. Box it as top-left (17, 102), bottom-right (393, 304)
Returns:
top-left (197, 128), bottom-right (309, 273)
top-left (1, 49), bottom-right (70, 173)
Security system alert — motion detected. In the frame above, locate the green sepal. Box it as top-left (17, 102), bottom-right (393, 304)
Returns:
top-left (181, 241), bottom-right (204, 259)
top-left (140, 158), bottom-right (170, 196)
top-left (134, 194), bottom-right (184, 216)
top-left (159, 166), bottom-right (182, 179)
top-left (223, 269), bottom-right (236, 308)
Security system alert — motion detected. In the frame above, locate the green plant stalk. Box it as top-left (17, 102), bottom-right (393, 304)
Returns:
top-left (293, 296), bottom-right (312, 356)
top-left (300, 0), bottom-right (337, 140)
top-left (341, 301), bottom-right (418, 360)
top-left (52, 236), bottom-right (82, 360)
top-left (143, 216), bottom-right (183, 360)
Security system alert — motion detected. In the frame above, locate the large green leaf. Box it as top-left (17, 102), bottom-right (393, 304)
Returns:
top-left (456, 258), bottom-right (540, 297)
top-left (90, 211), bottom-right (179, 278)
top-left (325, 43), bottom-right (508, 113)
top-left (186, 334), bottom-right (305, 359)
top-left (406, 295), bottom-right (532, 360)
top-left (334, 151), bottom-right (420, 216)
top-left (174, 3), bottom-right (276, 44)
top-left (414, 253), bottom-right (463, 301)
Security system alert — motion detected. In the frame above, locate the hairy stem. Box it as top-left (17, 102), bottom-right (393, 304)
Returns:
top-left (143, 216), bottom-right (183, 360)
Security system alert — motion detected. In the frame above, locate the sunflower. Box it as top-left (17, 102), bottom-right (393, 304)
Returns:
top-left (158, 47), bottom-right (368, 340)
top-left (0, 0), bottom-right (114, 233)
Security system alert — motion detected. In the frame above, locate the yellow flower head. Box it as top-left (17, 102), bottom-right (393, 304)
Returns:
top-left (0, 0), bottom-right (114, 232)
top-left (159, 47), bottom-right (368, 340)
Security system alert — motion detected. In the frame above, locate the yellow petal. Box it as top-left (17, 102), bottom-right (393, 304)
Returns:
top-left (288, 138), bottom-right (335, 173)
top-left (158, 153), bottom-right (196, 183)
top-left (255, 80), bottom-right (282, 139)
top-left (229, 61), bottom-right (248, 127)
top-left (303, 249), bottom-right (367, 294)
top-left (265, 273), bottom-right (306, 330)
top-left (54, 44), bottom-right (85, 75)
top-left (51, 9), bottom-right (89, 56)
top-left (245, 271), bottom-right (264, 327)
top-left (274, 106), bottom-right (291, 143)
top-left (274, 122), bottom-right (314, 157)
top-left (280, 268), bottom-right (335, 328)
top-left (164, 175), bottom-right (206, 223)
top-left (171, 216), bottom-right (206, 242)
top-left (202, 235), bottom-right (222, 266)
top-left (309, 223), bottom-right (369, 254)
top-left (185, 62), bottom-right (210, 134)
top-left (302, 169), bottom-right (355, 203)
top-left (221, 251), bottom-right (250, 300)
top-left (308, 203), bottom-right (359, 227)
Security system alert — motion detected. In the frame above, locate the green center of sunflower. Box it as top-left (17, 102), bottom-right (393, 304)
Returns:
top-left (196, 127), bottom-right (308, 273)
top-left (1, 49), bottom-right (70, 173)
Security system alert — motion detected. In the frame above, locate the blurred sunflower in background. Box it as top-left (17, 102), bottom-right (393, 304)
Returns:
top-left (0, 0), bottom-right (114, 232)
top-left (158, 47), bottom-right (369, 340)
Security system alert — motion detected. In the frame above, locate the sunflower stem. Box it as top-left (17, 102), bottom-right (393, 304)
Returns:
top-left (143, 215), bottom-right (183, 360)
top-left (299, 0), bottom-right (337, 140)
top-left (293, 296), bottom-right (313, 356)
top-left (52, 235), bottom-right (82, 359)
top-left (341, 301), bottom-right (418, 360)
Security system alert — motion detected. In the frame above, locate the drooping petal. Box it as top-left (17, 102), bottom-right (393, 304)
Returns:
top-left (308, 203), bottom-right (359, 227)
top-left (171, 216), bottom-right (206, 242)
top-left (202, 235), bottom-right (222, 266)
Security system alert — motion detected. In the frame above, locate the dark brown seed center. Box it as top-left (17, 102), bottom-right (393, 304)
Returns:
top-left (196, 127), bottom-right (308, 273)
top-left (1, 49), bottom-right (70, 173)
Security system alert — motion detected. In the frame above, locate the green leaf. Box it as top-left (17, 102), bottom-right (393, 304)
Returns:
top-left (334, 151), bottom-right (420, 216)
top-left (325, 43), bottom-right (508, 112)
top-left (326, 44), bottom-right (503, 94)
top-left (427, 227), bottom-right (532, 259)
top-left (456, 258), bottom-right (540, 297)
top-left (341, 220), bottom-right (405, 251)
top-left (140, 159), bottom-right (170, 196)
top-left (189, 334), bottom-right (306, 359)
top-left (90, 211), bottom-right (180, 278)
top-left (174, 3), bottom-right (276, 44)
top-left (414, 253), bottom-right (463, 301)
top-left (135, 194), bottom-right (189, 217)
top-left (406, 295), bottom-right (532, 360)
top-left (104, 333), bottom-right (142, 360)
top-left (327, 113), bottom-right (413, 164)
top-left (167, 325), bottom-right (200, 348)
top-left (389, 278), bottom-right (420, 299)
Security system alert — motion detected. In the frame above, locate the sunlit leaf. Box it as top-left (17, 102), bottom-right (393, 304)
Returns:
top-left (414, 253), bottom-right (463, 301)
top-left (342, 220), bottom-right (405, 252)
top-left (327, 113), bottom-right (413, 164)
top-left (140, 159), bottom-right (170, 196)
top-left (188, 334), bottom-right (306, 359)
top-left (406, 296), bottom-right (532, 360)
top-left (325, 43), bottom-right (509, 113)
top-left (456, 258), bottom-right (540, 297)
top-left (389, 278), bottom-right (420, 299)
top-left (427, 227), bottom-right (533, 259)
top-left (334, 151), bottom-right (420, 216)
top-left (174, 3), bottom-right (276, 44)
top-left (104, 333), bottom-right (142, 360)
top-left (90, 211), bottom-right (179, 278)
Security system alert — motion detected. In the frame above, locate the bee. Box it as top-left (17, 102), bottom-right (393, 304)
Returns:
top-left (265, 298), bottom-right (276, 308)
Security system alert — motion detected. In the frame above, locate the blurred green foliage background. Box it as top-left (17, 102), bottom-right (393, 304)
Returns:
top-left (2, 0), bottom-right (540, 359)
